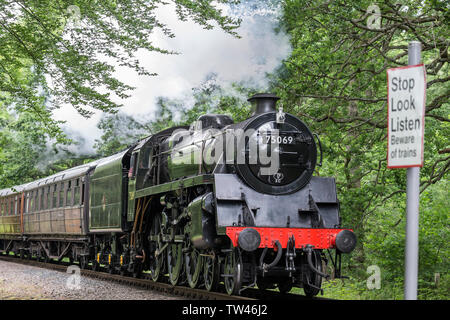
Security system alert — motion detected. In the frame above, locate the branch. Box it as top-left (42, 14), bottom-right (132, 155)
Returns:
top-left (294, 93), bottom-right (385, 103)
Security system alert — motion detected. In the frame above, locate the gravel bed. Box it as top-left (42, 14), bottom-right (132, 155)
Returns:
top-left (0, 260), bottom-right (181, 300)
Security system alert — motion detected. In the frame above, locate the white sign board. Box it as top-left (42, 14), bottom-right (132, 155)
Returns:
top-left (387, 64), bottom-right (426, 168)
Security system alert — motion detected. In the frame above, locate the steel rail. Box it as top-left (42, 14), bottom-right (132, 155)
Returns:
top-left (0, 254), bottom-right (332, 301)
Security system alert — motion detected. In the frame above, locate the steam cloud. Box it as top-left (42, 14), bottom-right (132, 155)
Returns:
top-left (49, 1), bottom-right (292, 160)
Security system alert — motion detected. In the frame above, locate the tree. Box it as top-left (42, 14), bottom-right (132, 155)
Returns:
top-left (0, 100), bottom-right (48, 188)
top-left (93, 112), bottom-right (151, 156)
top-left (277, 0), bottom-right (448, 297)
top-left (0, 0), bottom-right (242, 188)
top-left (0, 0), bottom-right (241, 137)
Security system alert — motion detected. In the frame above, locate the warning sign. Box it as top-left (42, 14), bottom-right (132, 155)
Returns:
top-left (387, 64), bottom-right (426, 168)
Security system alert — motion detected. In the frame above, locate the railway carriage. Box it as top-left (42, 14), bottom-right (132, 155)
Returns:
top-left (0, 93), bottom-right (356, 296)
top-left (0, 164), bottom-right (92, 261)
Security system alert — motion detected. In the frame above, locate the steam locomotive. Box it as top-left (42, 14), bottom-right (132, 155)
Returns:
top-left (0, 93), bottom-right (356, 296)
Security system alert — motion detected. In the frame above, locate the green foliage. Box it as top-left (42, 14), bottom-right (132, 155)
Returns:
top-left (0, 0), bottom-right (241, 187)
top-left (93, 112), bottom-right (150, 156)
top-left (0, 0), bottom-right (448, 300)
top-left (276, 0), bottom-right (449, 299)
top-left (0, 0), bottom-right (241, 133)
top-left (0, 101), bottom-right (49, 188)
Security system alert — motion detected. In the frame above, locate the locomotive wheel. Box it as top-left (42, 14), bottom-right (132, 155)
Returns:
top-left (185, 247), bottom-right (203, 288)
top-left (277, 279), bottom-right (293, 294)
top-left (303, 250), bottom-right (323, 297)
top-left (257, 277), bottom-right (276, 291)
top-left (92, 260), bottom-right (99, 271)
top-left (108, 264), bottom-right (115, 274)
top-left (224, 247), bottom-right (243, 295)
top-left (149, 213), bottom-right (165, 282)
top-left (150, 251), bottom-right (165, 282)
top-left (167, 243), bottom-right (183, 285)
top-left (79, 256), bottom-right (88, 270)
top-left (132, 263), bottom-right (142, 278)
top-left (203, 253), bottom-right (219, 292)
top-left (119, 269), bottom-right (129, 277)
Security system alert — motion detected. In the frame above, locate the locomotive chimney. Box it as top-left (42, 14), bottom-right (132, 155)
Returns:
top-left (248, 93), bottom-right (280, 116)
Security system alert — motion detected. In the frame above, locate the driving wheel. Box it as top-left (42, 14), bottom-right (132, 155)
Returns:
top-left (224, 247), bottom-right (243, 295)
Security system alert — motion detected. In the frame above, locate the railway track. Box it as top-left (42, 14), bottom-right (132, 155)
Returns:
top-left (0, 254), bottom-right (331, 301)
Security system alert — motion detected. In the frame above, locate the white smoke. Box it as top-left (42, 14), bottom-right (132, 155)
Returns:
top-left (51, 0), bottom-right (292, 155)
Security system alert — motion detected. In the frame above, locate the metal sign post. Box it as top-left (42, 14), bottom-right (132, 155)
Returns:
top-left (404, 41), bottom-right (422, 300)
top-left (387, 41), bottom-right (425, 300)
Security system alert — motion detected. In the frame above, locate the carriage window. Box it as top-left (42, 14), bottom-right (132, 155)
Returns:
top-left (35, 190), bottom-right (39, 211)
top-left (0, 198), bottom-right (3, 216)
top-left (45, 186), bottom-right (50, 209)
top-left (59, 182), bottom-right (64, 207)
top-left (74, 179), bottom-right (80, 205)
top-left (81, 181), bottom-right (85, 205)
top-left (35, 189), bottom-right (42, 211)
top-left (66, 181), bottom-right (72, 206)
top-left (29, 191), bottom-right (34, 214)
top-left (45, 187), bottom-right (48, 209)
top-left (23, 194), bottom-right (27, 213)
top-left (13, 196), bottom-right (17, 215)
top-left (51, 185), bottom-right (56, 209)
top-left (47, 187), bottom-right (50, 209)
top-left (40, 188), bottom-right (45, 211)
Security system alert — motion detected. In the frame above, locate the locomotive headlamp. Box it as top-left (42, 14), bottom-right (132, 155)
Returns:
top-left (335, 230), bottom-right (357, 253)
top-left (276, 106), bottom-right (285, 124)
top-left (238, 228), bottom-right (261, 252)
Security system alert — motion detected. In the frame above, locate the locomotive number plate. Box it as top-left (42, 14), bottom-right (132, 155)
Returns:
top-left (260, 133), bottom-right (297, 145)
